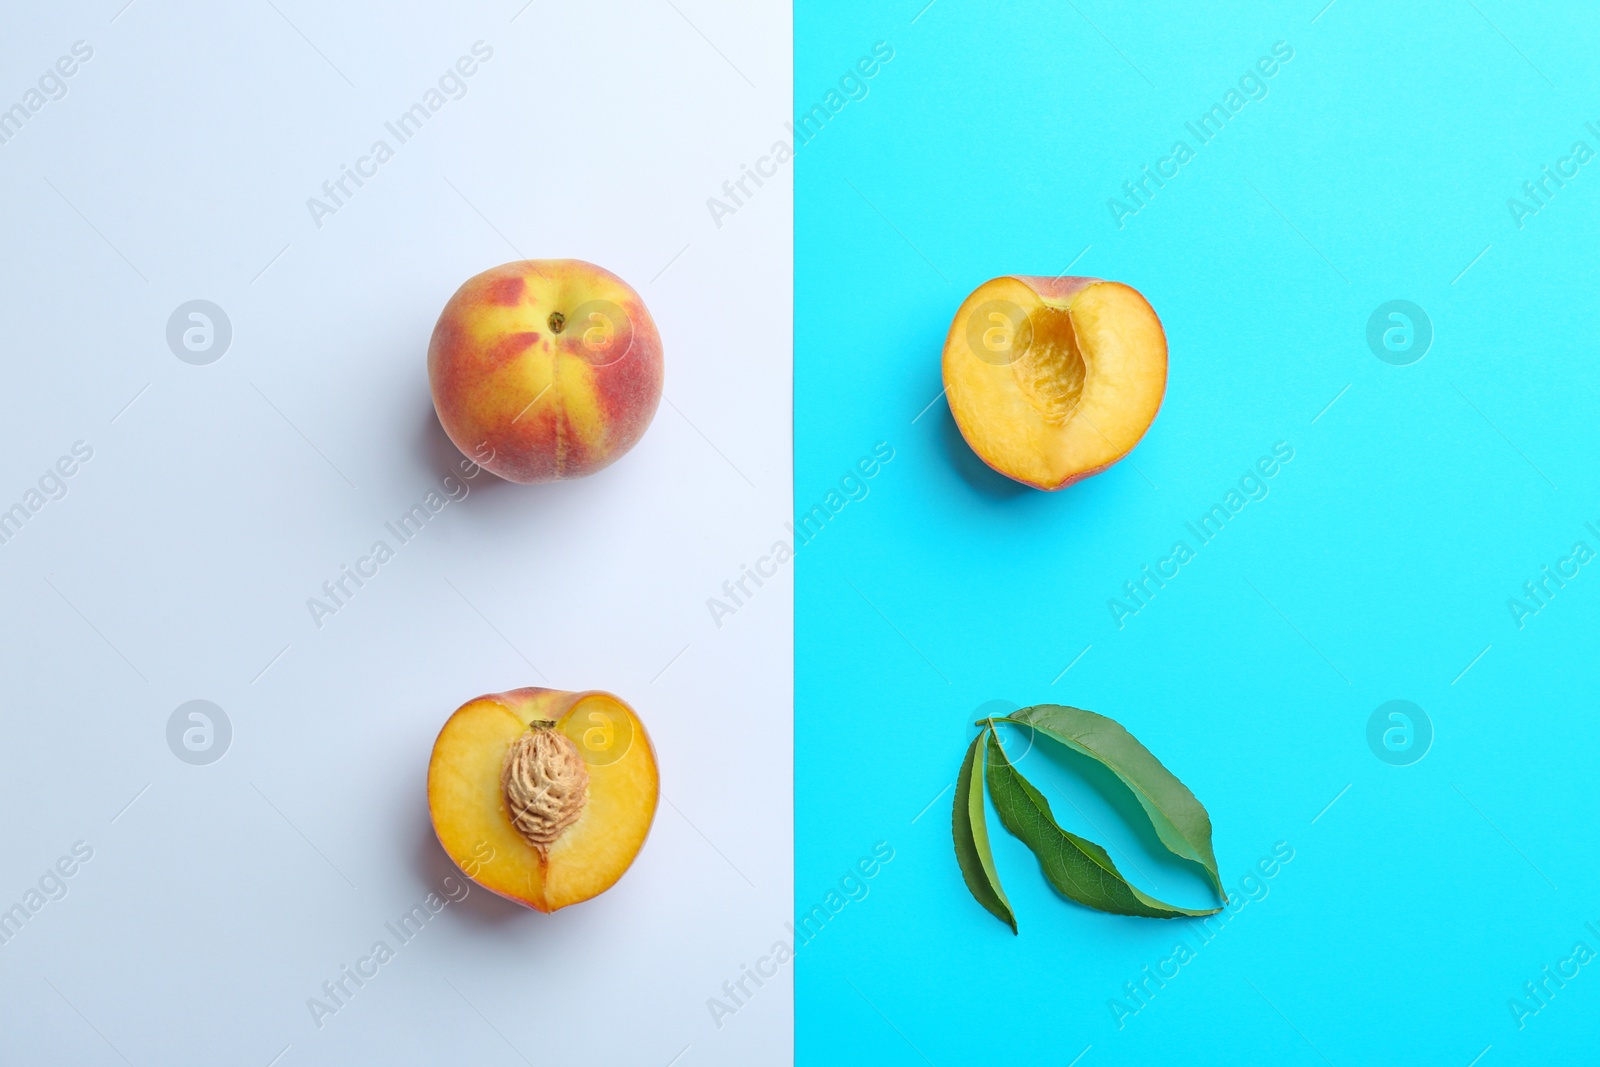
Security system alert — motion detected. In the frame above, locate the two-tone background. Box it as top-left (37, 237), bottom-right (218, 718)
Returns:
top-left (5, 0), bottom-right (1600, 1063)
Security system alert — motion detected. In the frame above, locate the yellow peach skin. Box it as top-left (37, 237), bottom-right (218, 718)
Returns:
top-left (942, 276), bottom-right (1167, 490)
top-left (428, 687), bottom-right (658, 912)
top-left (428, 260), bottom-right (664, 483)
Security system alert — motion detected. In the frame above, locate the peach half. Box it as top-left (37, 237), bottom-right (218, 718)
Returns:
top-left (428, 687), bottom-right (658, 912)
top-left (428, 259), bottom-right (664, 483)
top-left (942, 276), bottom-right (1167, 490)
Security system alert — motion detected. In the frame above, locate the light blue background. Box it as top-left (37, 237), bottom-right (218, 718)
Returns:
top-left (0, 2), bottom-right (791, 1064)
top-left (797, 1), bottom-right (1600, 1063)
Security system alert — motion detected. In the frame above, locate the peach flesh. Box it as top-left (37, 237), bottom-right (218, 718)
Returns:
top-left (427, 687), bottom-right (658, 912)
top-left (942, 276), bottom-right (1167, 490)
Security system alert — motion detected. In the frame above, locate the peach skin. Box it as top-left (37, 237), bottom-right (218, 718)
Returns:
top-left (428, 259), bottom-right (664, 483)
top-left (942, 276), bottom-right (1167, 490)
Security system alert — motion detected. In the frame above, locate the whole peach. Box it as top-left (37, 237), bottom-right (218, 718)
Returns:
top-left (427, 259), bottom-right (664, 482)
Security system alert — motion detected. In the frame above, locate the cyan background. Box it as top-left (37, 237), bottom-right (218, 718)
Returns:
top-left (797, 1), bottom-right (1600, 1063)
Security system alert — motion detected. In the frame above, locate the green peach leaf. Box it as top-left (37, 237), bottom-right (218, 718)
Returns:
top-left (984, 732), bottom-right (1219, 919)
top-left (952, 727), bottom-right (1016, 933)
top-left (994, 704), bottom-right (1224, 897)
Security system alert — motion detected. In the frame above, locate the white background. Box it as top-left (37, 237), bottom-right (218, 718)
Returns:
top-left (0, 1), bottom-right (792, 1063)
